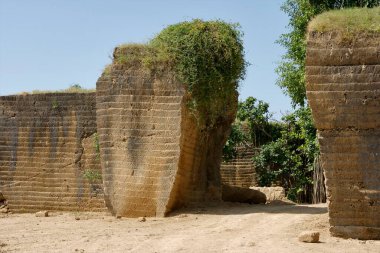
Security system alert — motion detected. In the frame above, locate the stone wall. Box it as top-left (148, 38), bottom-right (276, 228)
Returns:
top-left (0, 93), bottom-right (105, 212)
top-left (220, 146), bottom-right (258, 187)
top-left (96, 47), bottom-right (237, 217)
top-left (306, 32), bottom-right (380, 239)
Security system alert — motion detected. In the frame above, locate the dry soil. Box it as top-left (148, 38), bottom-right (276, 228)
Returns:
top-left (0, 202), bottom-right (379, 253)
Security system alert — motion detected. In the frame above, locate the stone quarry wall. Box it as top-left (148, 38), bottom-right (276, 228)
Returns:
top-left (220, 146), bottom-right (258, 188)
top-left (96, 47), bottom-right (237, 217)
top-left (0, 93), bottom-right (105, 212)
top-left (306, 32), bottom-right (380, 239)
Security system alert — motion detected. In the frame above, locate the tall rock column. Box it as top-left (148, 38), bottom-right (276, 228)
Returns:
top-left (306, 9), bottom-right (380, 239)
top-left (96, 46), bottom-right (237, 217)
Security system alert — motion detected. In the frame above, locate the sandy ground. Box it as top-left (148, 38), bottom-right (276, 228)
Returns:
top-left (0, 202), bottom-right (379, 253)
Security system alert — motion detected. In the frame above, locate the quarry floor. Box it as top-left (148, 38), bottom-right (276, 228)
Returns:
top-left (0, 202), bottom-right (379, 253)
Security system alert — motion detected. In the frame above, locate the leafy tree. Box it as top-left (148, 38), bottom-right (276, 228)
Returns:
top-left (310, 0), bottom-right (380, 8)
top-left (223, 98), bottom-right (318, 203)
top-left (237, 97), bottom-right (282, 147)
top-left (223, 97), bottom-right (279, 160)
top-left (223, 97), bottom-right (282, 160)
top-left (277, 0), bottom-right (380, 107)
top-left (253, 107), bottom-right (318, 203)
top-left (223, 122), bottom-right (249, 161)
top-left (71, 84), bottom-right (82, 89)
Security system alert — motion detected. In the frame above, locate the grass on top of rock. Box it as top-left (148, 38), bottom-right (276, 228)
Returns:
top-left (308, 7), bottom-right (380, 39)
top-left (113, 43), bottom-right (167, 68)
top-left (20, 84), bottom-right (95, 94)
top-left (114, 19), bottom-right (247, 129)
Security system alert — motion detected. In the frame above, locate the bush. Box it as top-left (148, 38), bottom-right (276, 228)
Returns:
top-left (83, 169), bottom-right (102, 183)
top-left (115, 19), bottom-right (247, 129)
top-left (237, 97), bottom-right (282, 146)
top-left (223, 121), bottom-right (249, 161)
top-left (253, 107), bottom-right (318, 203)
top-left (223, 97), bottom-right (282, 160)
top-left (150, 20), bottom-right (246, 94)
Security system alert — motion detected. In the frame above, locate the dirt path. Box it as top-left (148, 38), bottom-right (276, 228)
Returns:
top-left (0, 203), bottom-right (378, 253)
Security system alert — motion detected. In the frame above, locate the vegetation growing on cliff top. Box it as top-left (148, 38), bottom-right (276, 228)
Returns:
top-left (115, 19), bottom-right (247, 129)
top-left (149, 20), bottom-right (246, 94)
top-left (20, 84), bottom-right (95, 94)
top-left (309, 7), bottom-right (380, 34)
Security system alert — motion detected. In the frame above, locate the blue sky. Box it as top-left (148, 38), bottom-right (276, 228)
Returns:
top-left (0, 0), bottom-right (292, 118)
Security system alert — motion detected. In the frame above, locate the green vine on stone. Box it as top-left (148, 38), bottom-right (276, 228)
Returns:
top-left (93, 133), bottom-right (100, 160)
top-left (83, 169), bottom-right (102, 183)
top-left (114, 19), bottom-right (247, 129)
top-left (52, 100), bottom-right (59, 110)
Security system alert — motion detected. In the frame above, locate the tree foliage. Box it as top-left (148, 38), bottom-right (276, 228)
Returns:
top-left (150, 20), bottom-right (247, 129)
top-left (223, 97), bottom-right (318, 202)
top-left (223, 122), bottom-right (249, 161)
top-left (223, 97), bottom-right (282, 161)
top-left (116, 20), bottom-right (247, 129)
top-left (237, 97), bottom-right (282, 147)
top-left (277, 0), bottom-right (380, 107)
top-left (150, 19), bottom-right (246, 95)
top-left (253, 107), bottom-right (318, 203)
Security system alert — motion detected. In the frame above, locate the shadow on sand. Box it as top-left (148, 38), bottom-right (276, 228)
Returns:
top-left (170, 201), bottom-right (328, 217)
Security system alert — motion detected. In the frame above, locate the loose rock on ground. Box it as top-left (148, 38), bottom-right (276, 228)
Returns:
top-left (298, 231), bottom-right (320, 243)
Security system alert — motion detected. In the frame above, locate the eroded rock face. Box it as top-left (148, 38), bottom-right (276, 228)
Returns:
top-left (220, 124), bottom-right (258, 188)
top-left (96, 47), bottom-right (237, 217)
top-left (306, 32), bottom-right (380, 240)
top-left (0, 93), bottom-right (105, 212)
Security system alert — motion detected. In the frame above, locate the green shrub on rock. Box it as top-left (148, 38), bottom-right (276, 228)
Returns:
top-left (114, 19), bottom-right (247, 129)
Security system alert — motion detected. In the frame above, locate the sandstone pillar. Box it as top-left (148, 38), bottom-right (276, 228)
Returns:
top-left (306, 16), bottom-right (380, 239)
top-left (96, 47), bottom-right (237, 217)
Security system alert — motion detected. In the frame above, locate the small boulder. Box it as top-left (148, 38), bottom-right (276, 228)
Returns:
top-left (222, 185), bottom-right (266, 204)
top-left (35, 211), bottom-right (49, 217)
top-left (298, 231), bottom-right (320, 243)
top-left (138, 217), bottom-right (146, 222)
top-left (249, 186), bottom-right (286, 202)
top-left (0, 206), bottom-right (8, 213)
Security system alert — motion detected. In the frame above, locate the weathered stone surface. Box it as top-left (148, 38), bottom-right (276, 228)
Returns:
top-left (330, 226), bottom-right (380, 240)
top-left (0, 192), bottom-right (5, 202)
top-left (220, 124), bottom-right (258, 188)
top-left (96, 47), bottom-right (237, 217)
top-left (306, 31), bottom-right (380, 240)
top-left (221, 184), bottom-right (266, 204)
top-left (0, 93), bottom-right (106, 213)
top-left (0, 206), bottom-right (8, 213)
top-left (35, 210), bottom-right (49, 217)
top-left (249, 187), bottom-right (286, 202)
top-left (137, 217), bottom-right (146, 222)
top-left (298, 231), bottom-right (320, 243)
